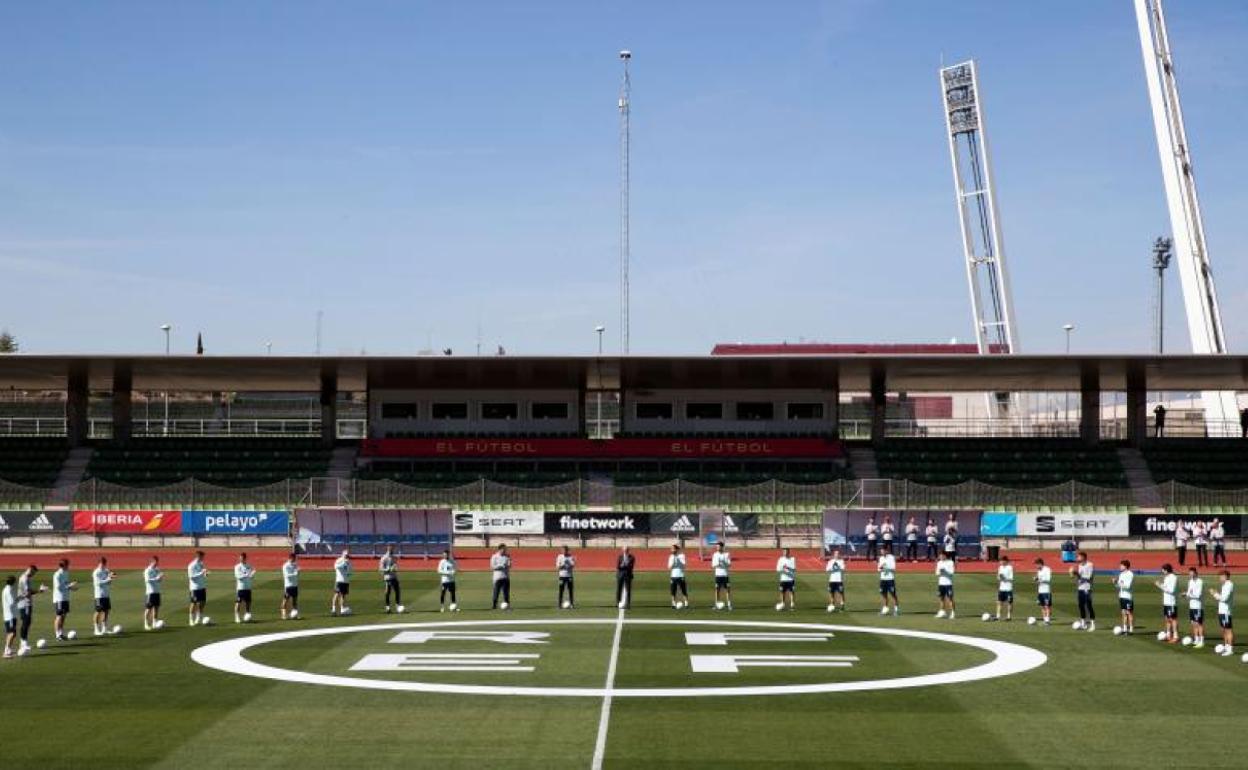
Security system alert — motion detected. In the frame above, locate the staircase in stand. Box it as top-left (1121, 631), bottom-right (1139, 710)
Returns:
top-left (47, 446), bottom-right (93, 507)
top-left (1117, 446), bottom-right (1162, 510)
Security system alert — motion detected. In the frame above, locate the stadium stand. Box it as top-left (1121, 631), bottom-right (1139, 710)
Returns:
top-left (0, 437), bottom-right (70, 487)
top-left (85, 438), bottom-right (332, 487)
top-left (873, 438), bottom-right (1128, 488)
top-left (1141, 439), bottom-right (1248, 488)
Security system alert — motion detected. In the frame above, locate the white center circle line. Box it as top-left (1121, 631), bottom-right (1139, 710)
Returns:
top-left (191, 618), bottom-right (1048, 698)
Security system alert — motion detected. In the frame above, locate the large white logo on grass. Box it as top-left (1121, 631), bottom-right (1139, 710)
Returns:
top-left (191, 619), bottom-right (1046, 698)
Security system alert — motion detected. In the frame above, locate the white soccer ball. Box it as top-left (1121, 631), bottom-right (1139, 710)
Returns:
top-left (342, 607), bottom-right (353, 616)
top-left (396, 605), bottom-right (405, 614)
top-left (826, 604), bottom-right (835, 613)
top-left (111, 625), bottom-right (122, 635)
top-left (981, 613), bottom-right (992, 622)
top-left (562, 601), bottom-right (572, 609)
top-left (775, 602), bottom-right (785, 611)
top-left (201, 616), bottom-right (212, 626)
top-left (1182, 636), bottom-right (1193, 646)
top-left (1215, 644), bottom-right (1226, 654)
top-left (155, 620), bottom-right (165, 630)
top-left (1071, 620), bottom-right (1083, 630)
top-left (1113, 626), bottom-right (1123, 636)
top-left (1027, 617), bottom-right (1037, 626)
top-left (243, 612), bottom-right (252, 623)
top-left (1156, 631), bottom-right (1168, 641)
top-left (449, 603), bottom-right (459, 612)
top-left (499, 602), bottom-right (509, 611)
top-left (290, 609), bottom-right (299, 619)
top-left (66, 630), bottom-right (78, 640)
top-left (36, 638), bottom-right (47, 649)
top-left (1240, 652), bottom-right (1248, 664)
top-left (715, 601), bottom-right (725, 611)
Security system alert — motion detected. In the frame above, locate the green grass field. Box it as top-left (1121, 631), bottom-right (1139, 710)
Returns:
top-left (4, 567), bottom-right (1247, 768)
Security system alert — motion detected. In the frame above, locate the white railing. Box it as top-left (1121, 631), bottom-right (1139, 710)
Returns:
top-left (132, 418), bottom-right (322, 437)
top-left (0, 417), bottom-right (67, 436)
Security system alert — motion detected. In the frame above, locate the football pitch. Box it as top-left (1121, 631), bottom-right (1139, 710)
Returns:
top-left (4, 567), bottom-right (1247, 769)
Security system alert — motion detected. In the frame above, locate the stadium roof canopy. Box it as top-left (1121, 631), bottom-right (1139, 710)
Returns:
top-left (0, 354), bottom-right (1246, 392)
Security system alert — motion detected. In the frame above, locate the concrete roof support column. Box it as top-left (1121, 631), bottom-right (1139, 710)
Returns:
top-left (1080, 365), bottom-right (1101, 444)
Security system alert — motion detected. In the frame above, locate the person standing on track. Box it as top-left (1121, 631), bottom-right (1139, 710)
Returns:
top-left (825, 548), bottom-right (846, 612)
top-left (1155, 563), bottom-right (1178, 644)
top-left (1193, 521), bottom-right (1209, 568)
top-left (91, 559), bottom-right (113, 637)
top-left (490, 545), bottom-right (512, 610)
top-left (280, 553), bottom-right (300, 620)
top-left (331, 549), bottom-right (353, 616)
top-left (776, 548), bottom-right (797, 611)
top-left (556, 546), bottom-right (576, 609)
top-left (864, 515), bottom-right (879, 560)
top-left (878, 544), bottom-right (900, 617)
top-left (1174, 521), bottom-right (1189, 567)
top-left (1185, 567), bottom-right (1205, 649)
top-left (51, 559), bottom-right (77, 642)
top-left (924, 519), bottom-right (939, 561)
top-left (187, 551), bottom-right (208, 627)
top-left (380, 545), bottom-right (402, 613)
top-left (437, 549), bottom-right (459, 612)
top-left (711, 542), bottom-right (733, 611)
top-left (668, 544), bottom-right (690, 609)
top-left (881, 516), bottom-right (895, 557)
top-left (143, 555), bottom-right (163, 631)
top-left (1211, 519), bottom-right (1227, 567)
top-left (1034, 557), bottom-right (1053, 626)
top-left (904, 516), bottom-right (920, 561)
top-left (1071, 551), bottom-right (1096, 632)
top-left (615, 546), bottom-right (635, 609)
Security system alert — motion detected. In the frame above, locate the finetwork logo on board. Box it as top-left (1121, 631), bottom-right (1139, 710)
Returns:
top-left (557, 515), bottom-right (638, 531)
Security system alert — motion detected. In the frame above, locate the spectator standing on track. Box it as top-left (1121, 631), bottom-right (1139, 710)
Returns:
top-left (1193, 521), bottom-right (1209, 567)
top-left (864, 516), bottom-right (879, 560)
top-left (1211, 519), bottom-right (1227, 567)
top-left (943, 529), bottom-right (959, 563)
top-left (904, 516), bottom-right (920, 561)
top-left (924, 519), bottom-right (939, 561)
top-left (1175, 521), bottom-right (1189, 567)
top-left (379, 545), bottom-right (402, 613)
top-left (490, 545), bottom-right (512, 610)
top-left (615, 546), bottom-right (635, 609)
top-left (881, 516), bottom-right (895, 555)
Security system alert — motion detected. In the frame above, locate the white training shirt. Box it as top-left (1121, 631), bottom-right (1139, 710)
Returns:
top-left (1077, 562), bottom-right (1094, 592)
top-left (53, 568), bottom-right (72, 604)
top-left (1116, 570), bottom-right (1134, 600)
top-left (865, 523), bottom-right (878, 541)
top-left (1036, 566), bottom-right (1052, 595)
top-left (92, 566), bottom-right (112, 600)
top-left (144, 565), bottom-right (162, 596)
top-left (234, 563), bottom-right (255, 591)
top-left (379, 553), bottom-right (399, 580)
top-left (1159, 573), bottom-right (1177, 607)
top-left (282, 560), bottom-right (299, 588)
top-left (925, 524), bottom-right (938, 542)
top-left (825, 558), bottom-right (845, 583)
top-left (668, 553), bottom-right (687, 579)
top-left (2, 584), bottom-right (16, 623)
top-left (187, 560), bottom-right (207, 591)
top-left (936, 559), bottom-right (955, 587)
top-left (711, 551), bottom-right (731, 577)
top-left (437, 558), bottom-right (457, 584)
top-left (905, 523), bottom-right (919, 541)
top-left (1186, 577), bottom-right (1204, 611)
top-left (16, 573), bottom-right (35, 611)
top-left (490, 553), bottom-right (510, 582)
top-left (1211, 524), bottom-right (1225, 542)
top-left (877, 554), bottom-right (897, 581)
top-left (881, 523), bottom-right (895, 541)
top-left (777, 556), bottom-right (797, 583)
top-left (997, 564), bottom-right (1015, 592)
top-left (334, 556), bottom-right (353, 584)
top-left (556, 554), bottom-right (575, 579)
top-left (1217, 581), bottom-right (1235, 617)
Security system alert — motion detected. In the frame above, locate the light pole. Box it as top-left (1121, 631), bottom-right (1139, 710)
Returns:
top-left (1152, 237), bottom-right (1173, 354)
top-left (266, 341), bottom-right (273, 356)
top-left (160, 324), bottom-right (171, 435)
top-left (594, 325), bottom-right (605, 438)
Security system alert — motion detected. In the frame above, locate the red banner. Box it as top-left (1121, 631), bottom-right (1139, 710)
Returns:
top-left (361, 437), bottom-right (844, 459)
top-left (73, 510), bottom-right (183, 534)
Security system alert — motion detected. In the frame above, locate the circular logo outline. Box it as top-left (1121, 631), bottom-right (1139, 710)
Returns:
top-left (191, 618), bottom-right (1047, 698)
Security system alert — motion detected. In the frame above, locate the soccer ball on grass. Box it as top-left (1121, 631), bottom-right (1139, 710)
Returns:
top-left (66, 630), bottom-right (78, 641)
top-left (36, 639), bottom-right (47, 649)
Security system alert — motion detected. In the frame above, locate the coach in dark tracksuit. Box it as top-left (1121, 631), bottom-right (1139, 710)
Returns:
top-left (616, 547), bottom-right (635, 608)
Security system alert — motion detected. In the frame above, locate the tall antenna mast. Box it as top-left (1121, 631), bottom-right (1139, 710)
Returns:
top-left (618, 49), bottom-right (632, 355)
top-left (940, 60), bottom-right (1019, 419)
top-left (1134, 0), bottom-right (1237, 433)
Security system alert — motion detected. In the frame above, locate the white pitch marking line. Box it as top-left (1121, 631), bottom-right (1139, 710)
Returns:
top-left (591, 608), bottom-right (626, 770)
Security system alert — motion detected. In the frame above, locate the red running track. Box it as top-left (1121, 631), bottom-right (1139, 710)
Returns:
top-left (0, 548), bottom-right (1241, 574)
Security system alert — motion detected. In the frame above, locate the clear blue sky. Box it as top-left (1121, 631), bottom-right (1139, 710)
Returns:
top-left (1, 1), bottom-right (1246, 356)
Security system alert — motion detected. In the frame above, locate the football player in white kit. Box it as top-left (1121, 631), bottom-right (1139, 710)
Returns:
top-left (825, 548), bottom-right (846, 612)
top-left (379, 546), bottom-right (402, 613)
top-left (437, 549), bottom-right (459, 612)
top-left (2, 576), bottom-right (19, 658)
top-left (187, 550), bottom-right (209, 627)
top-left (490, 545), bottom-right (512, 610)
top-left (1185, 567), bottom-right (1205, 648)
top-left (1154, 563), bottom-right (1178, 643)
top-left (776, 548), bottom-right (797, 611)
top-left (1071, 551), bottom-right (1096, 632)
top-left (280, 553), bottom-right (300, 620)
top-left (143, 555), bottom-right (164, 631)
top-left (233, 553), bottom-right (256, 624)
top-left (994, 555), bottom-right (1015, 621)
top-left (556, 546), bottom-right (576, 609)
top-left (711, 542), bottom-right (733, 610)
top-left (1033, 558), bottom-right (1053, 626)
top-left (331, 549), bottom-right (353, 616)
top-left (1210, 570), bottom-right (1235, 657)
top-left (935, 552), bottom-right (956, 619)
top-left (91, 558), bottom-right (114, 637)
top-left (17, 565), bottom-right (46, 652)
top-left (877, 544), bottom-right (899, 616)
top-left (51, 558), bottom-right (77, 642)
top-left (669, 544), bottom-right (690, 609)
top-left (1115, 559), bottom-right (1135, 635)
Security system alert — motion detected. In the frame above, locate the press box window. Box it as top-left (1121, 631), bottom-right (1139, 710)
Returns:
top-left (481, 402), bottom-right (519, 420)
top-left (431, 403), bottom-right (468, 420)
top-left (686, 402), bottom-right (723, 420)
top-left (380, 402), bottom-right (418, 419)
top-left (532, 402), bottom-right (569, 420)
top-left (736, 402), bottom-right (774, 421)
top-left (635, 402), bottom-right (673, 420)
top-left (787, 403), bottom-right (825, 420)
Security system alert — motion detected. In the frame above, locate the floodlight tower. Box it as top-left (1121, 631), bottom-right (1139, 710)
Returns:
top-left (1134, 0), bottom-right (1237, 434)
top-left (940, 61), bottom-right (1019, 419)
top-left (618, 50), bottom-right (632, 355)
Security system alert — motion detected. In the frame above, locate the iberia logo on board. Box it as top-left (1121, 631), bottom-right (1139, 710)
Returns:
top-left (73, 510), bottom-right (182, 533)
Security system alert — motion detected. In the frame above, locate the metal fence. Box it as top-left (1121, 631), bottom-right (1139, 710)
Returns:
top-left (3, 476), bottom-right (1248, 512)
